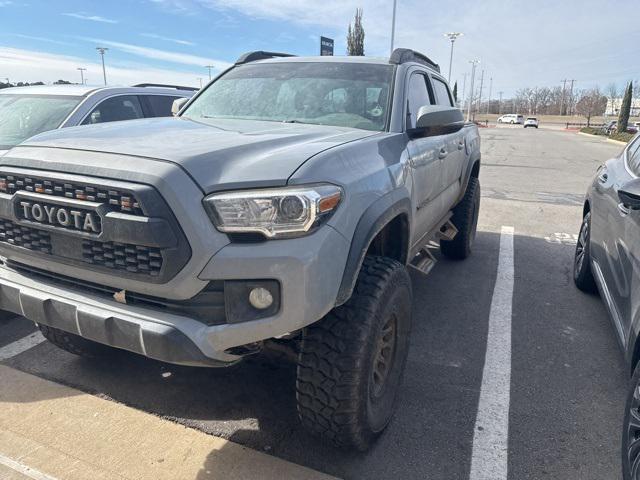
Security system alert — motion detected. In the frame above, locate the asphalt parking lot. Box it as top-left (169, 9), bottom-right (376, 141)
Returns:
top-left (0, 126), bottom-right (629, 479)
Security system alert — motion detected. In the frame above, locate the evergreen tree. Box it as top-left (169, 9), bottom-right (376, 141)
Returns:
top-left (346, 9), bottom-right (365, 56)
top-left (618, 81), bottom-right (633, 133)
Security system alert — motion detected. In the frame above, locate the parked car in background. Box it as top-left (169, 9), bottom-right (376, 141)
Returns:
top-left (601, 120), bottom-right (618, 135)
top-left (0, 84), bottom-right (196, 156)
top-left (497, 114), bottom-right (524, 124)
top-left (524, 117), bottom-right (539, 128)
top-left (571, 133), bottom-right (640, 479)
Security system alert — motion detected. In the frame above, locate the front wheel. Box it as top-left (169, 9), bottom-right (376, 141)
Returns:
top-left (573, 211), bottom-right (597, 293)
top-left (296, 256), bottom-right (412, 450)
top-left (623, 362), bottom-right (640, 479)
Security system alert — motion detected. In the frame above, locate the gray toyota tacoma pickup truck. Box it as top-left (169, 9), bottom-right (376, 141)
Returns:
top-left (0, 49), bottom-right (480, 450)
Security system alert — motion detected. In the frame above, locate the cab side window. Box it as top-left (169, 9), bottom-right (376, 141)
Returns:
top-left (82, 95), bottom-right (144, 125)
top-left (431, 77), bottom-right (454, 107)
top-left (406, 73), bottom-right (433, 129)
top-left (627, 137), bottom-right (640, 175)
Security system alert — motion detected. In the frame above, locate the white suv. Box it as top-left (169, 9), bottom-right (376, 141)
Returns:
top-left (0, 84), bottom-right (196, 156)
top-left (497, 114), bottom-right (524, 124)
top-left (524, 117), bottom-right (539, 128)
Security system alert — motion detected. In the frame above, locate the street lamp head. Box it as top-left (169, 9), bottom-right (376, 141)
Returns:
top-left (444, 32), bottom-right (463, 42)
top-left (96, 47), bottom-right (109, 54)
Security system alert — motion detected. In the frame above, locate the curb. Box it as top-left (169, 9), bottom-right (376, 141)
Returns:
top-left (0, 365), bottom-right (336, 480)
top-left (607, 138), bottom-right (629, 146)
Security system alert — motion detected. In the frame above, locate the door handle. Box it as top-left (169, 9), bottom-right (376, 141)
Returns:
top-left (598, 172), bottom-right (608, 183)
top-left (618, 203), bottom-right (631, 216)
top-left (438, 148), bottom-right (448, 159)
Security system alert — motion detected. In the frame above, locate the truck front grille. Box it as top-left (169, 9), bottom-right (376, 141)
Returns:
top-left (0, 173), bottom-right (143, 216)
top-left (0, 168), bottom-right (191, 284)
top-left (0, 219), bottom-right (52, 254)
top-left (81, 240), bottom-right (163, 276)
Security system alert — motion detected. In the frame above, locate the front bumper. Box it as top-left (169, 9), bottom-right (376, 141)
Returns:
top-left (0, 225), bottom-right (350, 366)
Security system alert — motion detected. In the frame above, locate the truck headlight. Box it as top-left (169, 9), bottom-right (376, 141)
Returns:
top-left (203, 184), bottom-right (342, 239)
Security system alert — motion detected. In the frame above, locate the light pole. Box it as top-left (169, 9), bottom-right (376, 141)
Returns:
top-left (498, 91), bottom-right (503, 114)
top-left (466, 60), bottom-right (479, 122)
top-left (444, 32), bottom-right (463, 84)
top-left (77, 67), bottom-right (86, 85)
top-left (486, 76), bottom-right (492, 115)
top-left (389, 0), bottom-right (397, 56)
top-left (197, 77), bottom-right (203, 89)
top-left (462, 72), bottom-right (467, 107)
top-left (96, 47), bottom-right (108, 85)
top-left (205, 65), bottom-right (214, 80)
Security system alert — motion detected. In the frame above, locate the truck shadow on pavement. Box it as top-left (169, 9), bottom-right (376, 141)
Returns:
top-left (1, 231), bottom-right (628, 480)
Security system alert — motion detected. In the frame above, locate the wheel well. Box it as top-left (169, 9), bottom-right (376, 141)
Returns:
top-left (471, 160), bottom-right (480, 179)
top-left (366, 214), bottom-right (409, 264)
top-left (632, 337), bottom-right (640, 377)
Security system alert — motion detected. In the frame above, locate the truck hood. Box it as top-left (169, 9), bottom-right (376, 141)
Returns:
top-left (19, 117), bottom-right (378, 192)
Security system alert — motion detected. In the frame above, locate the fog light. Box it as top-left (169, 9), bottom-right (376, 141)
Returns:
top-left (249, 287), bottom-right (273, 310)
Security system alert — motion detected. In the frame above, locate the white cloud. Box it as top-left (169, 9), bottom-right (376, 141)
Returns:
top-left (0, 1), bottom-right (13, 6)
top-left (62, 12), bottom-right (118, 24)
top-left (140, 33), bottom-right (196, 46)
top-left (153, 0), bottom-right (640, 95)
top-left (81, 38), bottom-right (230, 70)
top-left (0, 46), bottom-right (202, 87)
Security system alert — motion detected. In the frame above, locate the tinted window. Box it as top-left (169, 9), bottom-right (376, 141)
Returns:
top-left (432, 77), bottom-right (453, 106)
top-left (407, 73), bottom-right (432, 129)
top-left (82, 95), bottom-right (144, 125)
top-left (183, 62), bottom-right (394, 131)
top-left (0, 94), bottom-right (82, 149)
top-left (145, 95), bottom-right (181, 117)
top-left (627, 137), bottom-right (640, 175)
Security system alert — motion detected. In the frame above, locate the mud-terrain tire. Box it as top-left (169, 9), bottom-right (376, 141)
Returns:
top-left (441, 176), bottom-right (480, 260)
top-left (296, 256), bottom-right (412, 450)
top-left (39, 324), bottom-right (114, 358)
top-left (573, 211), bottom-right (598, 293)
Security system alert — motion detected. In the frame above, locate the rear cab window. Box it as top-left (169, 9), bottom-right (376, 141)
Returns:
top-left (430, 76), bottom-right (454, 107)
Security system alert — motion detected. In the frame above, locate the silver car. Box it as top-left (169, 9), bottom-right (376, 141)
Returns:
top-left (0, 84), bottom-right (196, 155)
top-left (572, 133), bottom-right (640, 479)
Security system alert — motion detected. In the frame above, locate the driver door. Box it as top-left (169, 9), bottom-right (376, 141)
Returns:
top-left (405, 71), bottom-right (446, 247)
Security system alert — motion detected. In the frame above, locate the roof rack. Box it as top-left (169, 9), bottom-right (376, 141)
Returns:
top-left (133, 83), bottom-right (199, 91)
top-left (389, 48), bottom-right (440, 73)
top-left (235, 51), bottom-right (296, 65)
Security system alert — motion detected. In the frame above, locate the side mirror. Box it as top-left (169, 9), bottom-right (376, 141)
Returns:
top-left (171, 97), bottom-right (189, 116)
top-left (411, 105), bottom-right (465, 137)
top-left (618, 178), bottom-right (640, 210)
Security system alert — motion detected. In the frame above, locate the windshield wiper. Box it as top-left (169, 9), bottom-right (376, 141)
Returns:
top-left (282, 119), bottom-right (311, 125)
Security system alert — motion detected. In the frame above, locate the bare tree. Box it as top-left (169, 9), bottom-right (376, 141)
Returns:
top-left (606, 82), bottom-right (619, 115)
top-left (346, 9), bottom-right (365, 56)
top-left (575, 87), bottom-right (607, 126)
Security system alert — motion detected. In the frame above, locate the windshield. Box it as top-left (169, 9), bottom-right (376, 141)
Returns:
top-left (0, 94), bottom-right (83, 149)
top-left (183, 62), bottom-right (394, 131)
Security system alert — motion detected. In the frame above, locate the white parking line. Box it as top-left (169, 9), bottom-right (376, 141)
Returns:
top-left (469, 225), bottom-right (515, 480)
top-left (0, 331), bottom-right (45, 362)
top-left (0, 452), bottom-right (59, 480)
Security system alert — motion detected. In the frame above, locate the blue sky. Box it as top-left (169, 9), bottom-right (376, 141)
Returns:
top-left (0, 0), bottom-right (638, 97)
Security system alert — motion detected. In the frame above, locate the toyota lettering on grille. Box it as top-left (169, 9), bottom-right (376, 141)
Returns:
top-left (18, 201), bottom-right (101, 233)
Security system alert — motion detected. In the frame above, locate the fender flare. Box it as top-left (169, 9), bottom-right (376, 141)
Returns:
top-left (335, 190), bottom-right (411, 306)
top-left (455, 156), bottom-right (481, 206)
